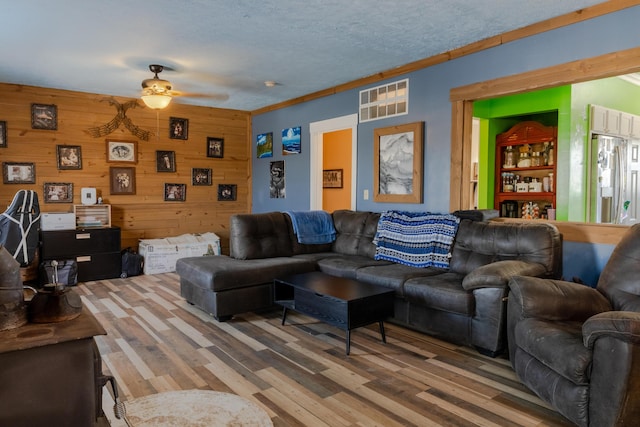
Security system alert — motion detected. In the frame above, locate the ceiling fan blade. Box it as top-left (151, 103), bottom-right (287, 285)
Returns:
top-left (171, 90), bottom-right (229, 101)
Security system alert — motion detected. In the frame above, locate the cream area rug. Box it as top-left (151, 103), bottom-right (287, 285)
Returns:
top-left (109, 390), bottom-right (273, 427)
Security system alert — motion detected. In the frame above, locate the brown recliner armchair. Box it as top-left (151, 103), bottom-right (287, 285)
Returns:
top-left (506, 223), bottom-right (640, 427)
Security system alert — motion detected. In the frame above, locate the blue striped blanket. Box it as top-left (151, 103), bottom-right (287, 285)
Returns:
top-left (373, 211), bottom-right (460, 268)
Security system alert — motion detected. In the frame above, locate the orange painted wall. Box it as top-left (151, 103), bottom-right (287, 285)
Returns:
top-left (322, 129), bottom-right (351, 212)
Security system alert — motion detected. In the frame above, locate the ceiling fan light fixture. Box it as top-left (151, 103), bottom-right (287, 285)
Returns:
top-left (141, 94), bottom-right (172, 109)
top-left (141, 64), bottom-right (173, 109)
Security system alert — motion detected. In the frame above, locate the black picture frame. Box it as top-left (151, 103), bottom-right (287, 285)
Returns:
top-left (109, 166), bottom-right (136, 195)
top-left (156, 150), bottom-right (176, 172)
top-left (192, 168), bottom-right (212, 186)
top-left (206, 137), bottom-right (224, 158)
top-left (0, 121), bottom-right (6, 147)
top-left (31, 103), bottom-right (57, 130)
top-left (3, 162), bottom-right (35, 184)
top-left (56, 145), bottom-right (82, 170)
top-left (169, 117), bottom-right (189, 140)
top-left (164, 183), bottom-right (187, 201)
top-left (217, 184), bottom-right (237, 201)
top-left (43, 182), bottom-right (73, 203)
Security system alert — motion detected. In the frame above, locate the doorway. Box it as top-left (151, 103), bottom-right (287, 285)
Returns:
top-left (309, 114), bottom-right (358, 211)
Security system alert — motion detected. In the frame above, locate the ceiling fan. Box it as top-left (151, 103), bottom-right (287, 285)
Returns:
top-left (140, 64), bottom-right (229, 109)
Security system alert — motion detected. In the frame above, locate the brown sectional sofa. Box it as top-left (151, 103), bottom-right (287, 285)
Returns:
top-left (176, 209), bottom-right (562, 356)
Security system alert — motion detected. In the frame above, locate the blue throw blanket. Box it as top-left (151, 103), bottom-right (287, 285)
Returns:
top-left (285, 210), bottom-right (336, 244)
top-left (373, 211), bottom-right (460, 268)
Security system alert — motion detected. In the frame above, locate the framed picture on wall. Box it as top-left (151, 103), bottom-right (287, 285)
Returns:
top-left (109, 166), bottom-right (136, 195)
top-left (164, 183), bottom-right (187, 201)
top-left (43, 182), bottom-right (73, 203)
top-left (206, 137), bottom-right (224, 158)
top-left (282, 126), bottom-right (301, 154)
top-left (31, 103), bottom-right (57, 130)
top-left (56, 145), bottom-right (82, 170)
top-left (107, 140), bottom-right (137, 163)
top-left (156, 150), bottom-right (176, 172)
top-left (0, 121), bottom-right (6, 147)
top-left (323, 169), bottom-right (343, 188)
top-left (373, 122), bottom-right (423, 203)
top-left (169, 117), bottom-right (188, 140)
top-left (2, 162), bottom-right (35, 184)
top-left (217, 184), bottom-right (237, 201)
top-left (192, 168), bottom-right (212, 186)
top-left (257, 132), bottom-right (273, 158)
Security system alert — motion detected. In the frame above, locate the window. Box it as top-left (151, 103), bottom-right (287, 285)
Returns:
top-left (359, 79), bottom-right (408, 123)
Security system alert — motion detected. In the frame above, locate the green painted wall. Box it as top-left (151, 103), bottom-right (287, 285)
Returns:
top-left (473, 86), bottom-right (568, 217)
top-left (570, 77), bottom-right (640, 221)
top-left (473, 78), bottom-right (640, 222)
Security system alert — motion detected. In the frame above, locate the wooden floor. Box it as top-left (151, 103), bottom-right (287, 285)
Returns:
top-left (79, 273), bottom-right (574, 427)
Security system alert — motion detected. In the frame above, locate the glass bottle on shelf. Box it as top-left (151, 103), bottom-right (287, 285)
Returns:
top-left (504, 145), bottom-right (516, 168)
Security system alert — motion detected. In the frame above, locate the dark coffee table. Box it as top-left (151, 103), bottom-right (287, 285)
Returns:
top-left (274, 271), bottom-right (395, 355)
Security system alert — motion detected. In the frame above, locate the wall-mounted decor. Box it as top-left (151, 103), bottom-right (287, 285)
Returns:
top-left (2, 162), bottom-right (35, 184)
top-left (269, 160), bottom-right (285, 198)
top-left (84, 98), bottom-right (151, 141)
top-left (107, 139), bottom-right (137, 163)
top-left (206, 137), bottom-right (224, 158)
top-left (323, 169), bottom-right (343, 188)
top-left (0, 121), bottom-right (6, 147)
top-left (109, 166), bottom-right (136, 195)
top-left (31, 103), bottom-right (57, 130)
top-left (165, 183), bottom-right (186, 201)
top-left (43, 182), bottom-right (73, 203)
top-left (257, 132), bottom-right (273, 158)
top-left (218, 184), bottom-right (237, 201)
top-left (192, 168), bottom-right (212, 186)
top-left (282, 126), bottom-right (301, 155)
top-left (169, 117), bottom-right (188, 140)
top-left (156, 150), bottom-right (176, 172)
top-left (56, 145), bottom-right (82, 170)
top-left (373, 121), bottom-right (423, 203)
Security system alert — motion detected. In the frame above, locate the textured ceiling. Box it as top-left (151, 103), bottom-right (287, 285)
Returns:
top-left (0, 0), bottom-right (605, 111)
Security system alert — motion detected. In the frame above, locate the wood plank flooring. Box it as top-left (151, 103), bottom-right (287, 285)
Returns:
top-left (79, 273), bottom-right (574, 427)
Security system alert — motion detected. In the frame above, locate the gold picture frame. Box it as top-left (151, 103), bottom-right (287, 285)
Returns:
top-left (373, 122), bottom-right (423, 203)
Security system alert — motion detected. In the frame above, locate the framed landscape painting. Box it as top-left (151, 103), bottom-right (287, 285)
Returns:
top-left (373, 122), bottom-right (423, 203)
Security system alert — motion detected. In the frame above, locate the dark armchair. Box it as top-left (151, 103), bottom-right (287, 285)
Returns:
top-left (506, 223), bottom-right (640, 427)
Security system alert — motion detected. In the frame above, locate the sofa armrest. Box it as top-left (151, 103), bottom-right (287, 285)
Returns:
top-left (508, 276), bottom-right (612, 322)
top-left (583, 311), bottom-right (640, 348)
top-left (462, 260), bottom-right (546, 291)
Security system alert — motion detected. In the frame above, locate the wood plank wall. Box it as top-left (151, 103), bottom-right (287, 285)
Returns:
top-left (0, 83), bottom-right (251, 253)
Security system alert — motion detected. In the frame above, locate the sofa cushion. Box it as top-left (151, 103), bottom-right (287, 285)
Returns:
top-left (283, 213), bottom-right (333, 255)
top-left (176, 255), bottom-right (317, 292)
top-left (355, 263), bottom-right (445, 297)
top-left (515, 318), bottom-right (592, 385)
top-left (317, 255), bottom-right (391, 279)
top-left (331, 210), bottom-right (380, 257)
top-left (230, 212), bottom-right (294, 259)
top-left (403, 272), bottom-right (473, 315)
top-left (449, 220), bottom-right (562, 278)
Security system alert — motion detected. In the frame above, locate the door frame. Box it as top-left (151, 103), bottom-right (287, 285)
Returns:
top-left (309, 114), bottom-right (358, 210)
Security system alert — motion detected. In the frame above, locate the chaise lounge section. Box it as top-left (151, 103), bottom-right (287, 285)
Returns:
top-left (176, 209), bottom-right (562, 356)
